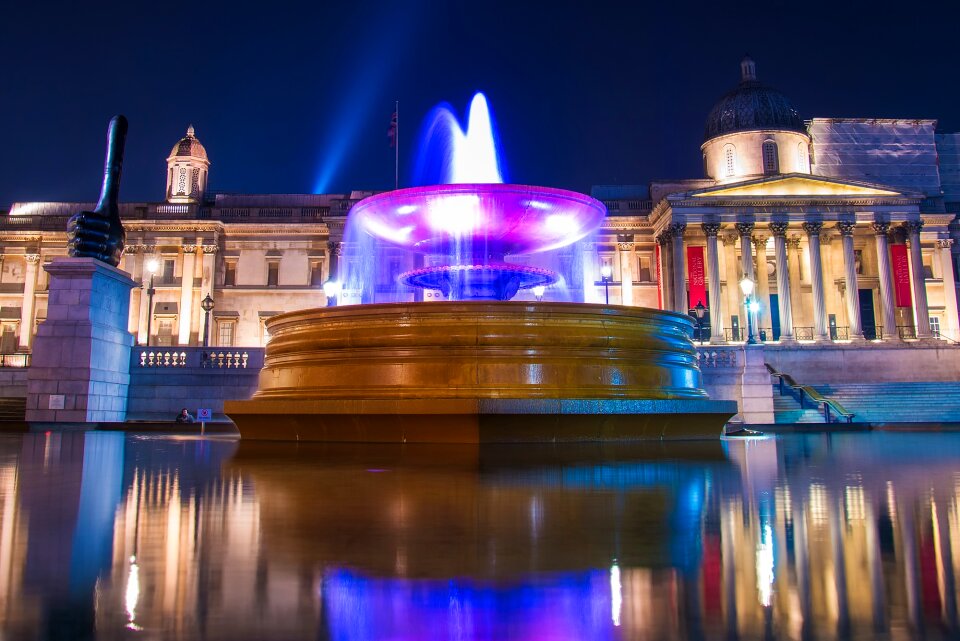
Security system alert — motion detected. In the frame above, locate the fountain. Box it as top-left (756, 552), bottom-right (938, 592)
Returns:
top-left (225, 94), bottom-right (736, 442)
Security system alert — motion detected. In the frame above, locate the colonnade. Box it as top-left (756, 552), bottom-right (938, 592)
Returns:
top-left (652, 217), bottom-right (949, 343)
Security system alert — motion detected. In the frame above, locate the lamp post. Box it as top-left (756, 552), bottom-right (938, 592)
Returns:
top-left (323, 279), bottom-right (342, 307)
top-left (532, 285), bottom-right (545, 302)
top-left (200, 294), bottom-right (215, 347)
top-left (600, 265), bottom-right (612, 305)
top-left (693, 301), bottom-right (706, 345)
top-left (144, 258), bottom-right (158, 346)
top-left (739, 276), bottom-right (758, 345)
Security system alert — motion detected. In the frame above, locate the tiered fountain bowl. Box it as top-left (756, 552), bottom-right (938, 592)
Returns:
top-left (350, 183), bottom-right (607, 300)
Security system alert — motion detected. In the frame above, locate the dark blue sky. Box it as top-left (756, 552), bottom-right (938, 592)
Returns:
top-left (1, 0), bottom-right (957, 204)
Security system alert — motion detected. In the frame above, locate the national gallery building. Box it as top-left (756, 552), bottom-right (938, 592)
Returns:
top-left (1, 57), bottom-right (959, 351)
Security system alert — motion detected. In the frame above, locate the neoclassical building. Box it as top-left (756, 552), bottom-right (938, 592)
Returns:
top-left (1, 58), bottom-right (958, 350)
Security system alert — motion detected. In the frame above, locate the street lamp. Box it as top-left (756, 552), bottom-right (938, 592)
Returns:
top-left (200, 294), bottom-right (215, 347)
top-left (739, 276), bottom-right (758, 345)
top-left (144, 258), bottom-right (158, 346)
top-left (323, 279), bottom-right (342, 307)
top-left (600, 264), bottom-right (612, 305)
top-left (693, 301), bottom-right (707, 345)
top-left (532, 285), bottom-right (545, 302)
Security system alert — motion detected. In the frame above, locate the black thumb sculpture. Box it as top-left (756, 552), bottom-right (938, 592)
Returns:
top-left (66, 115), bottom-right (128, 267)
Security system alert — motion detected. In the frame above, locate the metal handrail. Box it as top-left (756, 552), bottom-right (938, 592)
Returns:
top-left (0, 353), bottom-right (30, 368)
top-left (765, 364), bottom-right (855, 424)
top-left (897, 325), bottom-right (918, 340)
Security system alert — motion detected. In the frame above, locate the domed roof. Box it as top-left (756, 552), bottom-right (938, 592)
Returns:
top-left (169, 125), bottom-right (208, 160)
top-left (704, 57), bottom-right (805, 142)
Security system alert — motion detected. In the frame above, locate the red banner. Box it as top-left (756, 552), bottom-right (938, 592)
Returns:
top-left (655, 244), bottom-right (663, 309)
top-left (891, 244), bottom-right (912, 308)
top-left (687, 246), bottom-right (706, 309)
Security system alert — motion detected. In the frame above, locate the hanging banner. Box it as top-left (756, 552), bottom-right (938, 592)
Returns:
top-left (655, 244), bottom-right (663, 310)
top-left (687, 246), bottom-right (706, 310)
top-left (891, 244), bottom-right (912, 308)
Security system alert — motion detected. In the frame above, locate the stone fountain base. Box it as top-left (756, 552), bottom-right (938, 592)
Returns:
top-left (224, 302), bottom-right (736, 442)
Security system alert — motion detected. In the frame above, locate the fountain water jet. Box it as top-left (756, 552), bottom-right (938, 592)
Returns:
top-left (225, 93), bottom-right (737, 441)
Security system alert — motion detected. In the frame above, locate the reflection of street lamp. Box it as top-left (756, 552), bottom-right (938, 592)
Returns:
top-left (144, 258), bottom-right (158, 346)
top-left (323, 279), bottom-right (342, 307)
top-left (600, 265), bottom-right (612, 305)
top-left (739, 276), bottom-right (758, 345)
top-left (532, 285), bottom-right (545, 302)
top-left (693, 301), bottom-right (706, 345)
top-left (200, 294), bottom-right (215, 347)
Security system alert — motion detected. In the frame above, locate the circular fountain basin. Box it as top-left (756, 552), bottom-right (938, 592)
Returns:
top-left (399, 263), bottom-right (557, 300)
top-left (350, 183), bottom-right (607, 256)
top-left (224, 302), bottom-right (736, 442)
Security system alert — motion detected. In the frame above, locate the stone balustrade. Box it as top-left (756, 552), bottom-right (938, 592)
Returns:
top-left (696, 347), bottom-right (739, 369)
top-left (134, 347), bottom-right (263, 370)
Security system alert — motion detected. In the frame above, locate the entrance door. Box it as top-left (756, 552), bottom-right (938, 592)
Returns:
top-left (859, 289), bottom-right (877, 340)
top-left (769, 293), bottom-right (781, 341)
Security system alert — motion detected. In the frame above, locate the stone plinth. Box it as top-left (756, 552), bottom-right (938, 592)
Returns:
top-left (740, 344), bottom-right (775, 424)
top-left (26, 258), bottom-right (136, 424)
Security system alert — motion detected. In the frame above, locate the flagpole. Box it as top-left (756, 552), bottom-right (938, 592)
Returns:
top-left (394, 100), bottom-right (399, 190)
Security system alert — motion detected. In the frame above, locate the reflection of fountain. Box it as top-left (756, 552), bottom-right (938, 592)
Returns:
top-left (225, 94), bottom-right (737, 441)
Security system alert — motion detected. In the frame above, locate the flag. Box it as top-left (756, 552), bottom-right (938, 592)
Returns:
top-left (388, 111), bottom-right (397, 147)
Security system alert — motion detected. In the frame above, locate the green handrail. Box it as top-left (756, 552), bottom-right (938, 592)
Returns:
top-left (765, 364), bottom-right (855, 424)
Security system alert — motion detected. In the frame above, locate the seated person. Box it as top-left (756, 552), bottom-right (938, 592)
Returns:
top-left (175, 408), bottom-right (195, 424)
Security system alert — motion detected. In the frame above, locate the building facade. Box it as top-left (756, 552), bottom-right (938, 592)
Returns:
top-left (1, 59), bottom-right (959, 351)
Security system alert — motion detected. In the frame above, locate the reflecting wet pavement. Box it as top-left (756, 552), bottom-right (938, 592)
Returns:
top-left (2, 432), bottom-right (960, 639)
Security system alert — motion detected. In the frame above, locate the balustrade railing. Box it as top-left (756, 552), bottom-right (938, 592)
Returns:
top-left (897, 325), bottom-right (918, 340)
top-left (794, 326), bottom-right (815, 341)
top-left (0, 353), bottom-right (30, 368)
top-left (723, 328), bottom-right (744, 342)
top-left (134, 347), bottom-right (264, 370)
top-left (696, 347), bottom-right (739, 368)
top-left (829, 326), bottom-right (850, 341)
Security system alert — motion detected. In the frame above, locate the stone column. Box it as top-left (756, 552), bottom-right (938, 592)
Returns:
top-left (939, 239), bottom-right (960, 339)
top-left (769, 222), bottom-right (795, 341)
top-left (702, 223), bottom-right (724, 343)
top-left (787, 236), bottom-right (805, 330)
top-left (803, 222), bottom-right (829, 341)
top-left (657, 233), bottom-right (672, 311)
top-left (581, 242), bottom-right (597, 303)
top-left (18, 253), bottom-right (40, 351)
top-left (873, 222), bottom-right (897, 340)
top-left (722, 233), bottom-right (740, 340)
top-left (617, 239), bottom-right (634, 306)
top-left (904, 220), bottom-right (931, 338)
top-left (670, 223), bottom-right (687, 313)
top-left (199, 245), bottom-right (218, 347)
top-left (753, 235), bottom-right (772, 332)
top-left (736, 222), bottom-right (755, 337)
top-left (836, 221), bottom-right (863, 340)
top-left (178, 244), bottom-right (198, 345)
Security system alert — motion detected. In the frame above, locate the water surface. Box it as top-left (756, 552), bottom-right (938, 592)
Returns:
top-left (2, 431), bottom-right (959, 640)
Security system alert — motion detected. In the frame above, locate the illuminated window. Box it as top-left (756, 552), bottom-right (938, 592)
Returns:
top-left (762, 140), bottom-right (779, 174)
top-left (162, 259), bottom-right (175, 284)
top-left (310, 260), bottom-right (324, 286)
top-left (178, 167), bottom-right (186, 194)
top-left (798, 142), bottom-right (809, 172)
top-left (930, 316), bottom-right (941, 337)
top-left (217, 321), bottom-right (235, 347)
top-left (724, 145), bottom-right (736, 177)
top-left (156, 319), bottom-right (174, 346)
top-left (638, 255), bottom-right (653, 282)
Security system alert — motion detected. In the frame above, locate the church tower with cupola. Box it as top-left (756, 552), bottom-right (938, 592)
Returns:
top-left (166, 125), bottom-right (210, 204)
top-left (701, 57), bottom-right (811, 184)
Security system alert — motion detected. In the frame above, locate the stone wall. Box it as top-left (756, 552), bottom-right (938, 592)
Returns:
top-left (0, 368), bottom-right (27, 398)
top-left (126, 347), bottom-right (263, 422)
top-left (763, 342), bottom-right (960, 384)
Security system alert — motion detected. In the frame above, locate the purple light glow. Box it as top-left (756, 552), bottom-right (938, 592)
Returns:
top-left (351, 183), bottom-right (606, 257)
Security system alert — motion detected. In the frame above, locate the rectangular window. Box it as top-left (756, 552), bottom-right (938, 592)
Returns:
top-left (854, 249), bottom-right (863, 275)
top-left (930, 316), bottom-right (941, 337)
top-left (638, 255), bottom-right (653, 282)
top-left (922, 253), bottom-right (934, 280)
top-left (218, 321), bottom-right (235, 347)
top-left (267, 262), bottom-right (279, 287)
top-left (156, 319), bottom-right (174, 346)
top-left (224, 261), bottom-right (237, 286)
top-left (310, 260), bottom-right (324, 286)
top-left (162, 259), bottom-right (175, 284)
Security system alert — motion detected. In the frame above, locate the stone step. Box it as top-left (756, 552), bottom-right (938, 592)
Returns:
top-left (0, 398), bottom-right (26, 422)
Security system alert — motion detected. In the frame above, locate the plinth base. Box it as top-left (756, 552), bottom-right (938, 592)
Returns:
top-left (225, 398), bottom-right (737, 443)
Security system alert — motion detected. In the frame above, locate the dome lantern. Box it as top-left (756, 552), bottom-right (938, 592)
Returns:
top-left (166, 125), bottom-right (210, 204)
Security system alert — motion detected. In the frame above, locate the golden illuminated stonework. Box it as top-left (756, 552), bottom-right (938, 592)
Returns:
top-left (225, 302), bottom-right (736, 442)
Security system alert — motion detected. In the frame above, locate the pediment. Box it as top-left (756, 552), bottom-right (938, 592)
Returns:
top-left (688, 174), bottom-right (905, 198)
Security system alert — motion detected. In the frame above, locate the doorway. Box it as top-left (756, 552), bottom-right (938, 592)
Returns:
top-left (859, 289), bottom-right (877, 340)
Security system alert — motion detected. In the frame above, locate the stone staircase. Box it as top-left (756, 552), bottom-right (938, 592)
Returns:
top-left (812, 382), bottom-right (960, 424)
top-left (771, 380), bottom-right (826, 424)
top-left (0, 397), bottom-right (26, 422)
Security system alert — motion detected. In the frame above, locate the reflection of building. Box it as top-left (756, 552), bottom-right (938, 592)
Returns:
top-left (1, 57), bottom-right (960, 348)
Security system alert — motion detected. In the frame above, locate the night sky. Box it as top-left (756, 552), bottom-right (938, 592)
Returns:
top-left (2, 0), bottom-right (958, 205)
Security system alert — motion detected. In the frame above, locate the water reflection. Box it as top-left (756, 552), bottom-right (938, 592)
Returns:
top-left (0, 433), bottom-right (958, 639)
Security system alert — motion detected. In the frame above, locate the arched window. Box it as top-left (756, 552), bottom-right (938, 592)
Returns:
top-left (798, 142), bottom-right (809, 172)
top-left (724, 145), bottom-right (736, 178)
top-left (762, 140), bottom-right (779, 174)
